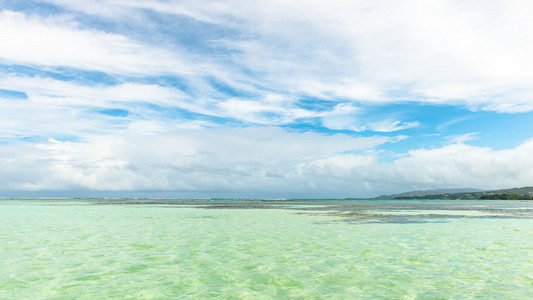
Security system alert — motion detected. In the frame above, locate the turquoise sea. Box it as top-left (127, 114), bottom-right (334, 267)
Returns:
top-left (1, 199), bottom-right (532, 299)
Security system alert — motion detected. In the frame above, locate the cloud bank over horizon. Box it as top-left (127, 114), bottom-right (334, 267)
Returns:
top-left (1, 0), bottom-right (533, 198)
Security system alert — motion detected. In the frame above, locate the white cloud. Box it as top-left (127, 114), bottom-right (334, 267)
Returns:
top-left (0, 127), bottom-right (392, 195)
top-left (364, 120), bottom-right (420, 133)
top-left (320, 103), bottom-right (418, 132)
top-left (217, 98), bottom-right (315, 125)
top-left (446, 132), bottom-right (477, 144)
top-left (0, 74), bottom-right (324, 136)
top-left (0, 75), bottom-right (185, 105)
top-left (6, 1), bottom-right (533, 111)
top-left (0, 10), bottom-right (192, 75)
top-left (5, 1), bottom-right (533, 112)
top-left (171, 0), bottom-right (533, 111)
top-left (0, 75), bottom-right (202, 137)
top-left (296, 139), bottom-right (533, 196)
top-left (42, 0), bottom-right (217, 23)
top-left (1, 128), bottom-right (532, 197)
top-left (436, 116), bottom-right (473, 132)
top-left (2, 1), bottom-right (533, 197)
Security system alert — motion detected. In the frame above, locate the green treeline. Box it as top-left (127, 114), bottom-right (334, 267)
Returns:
top-left (393, 192), bottom-right (483, 200)
top-left (479, 194), bottom-right (533, 200)
top-left (393, 193), bottom-right (533, 200)
top-left (367, 186), bottom-right (533, 200)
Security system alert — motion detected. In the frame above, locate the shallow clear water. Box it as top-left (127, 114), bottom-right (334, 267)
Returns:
top-left (1, 199), bottom-right (533, 299)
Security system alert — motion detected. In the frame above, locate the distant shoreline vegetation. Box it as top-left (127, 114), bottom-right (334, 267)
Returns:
top-left (347, 186), bottom-right (533, 200)
top-left (393, 193), bottom-right (533, 200)
top-left (479, 194), bottom-right (533, 200)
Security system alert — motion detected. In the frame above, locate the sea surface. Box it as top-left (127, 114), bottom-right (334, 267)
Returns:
top-left (1, 199), bottom-right (532, 299)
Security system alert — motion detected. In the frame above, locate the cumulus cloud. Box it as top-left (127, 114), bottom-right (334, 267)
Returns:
top-left (1, 128), bottom-right (532, 197)
top-left (296, 139), bottom-right (533, 197)
top-left (0, 127), bottom-right (389, 195)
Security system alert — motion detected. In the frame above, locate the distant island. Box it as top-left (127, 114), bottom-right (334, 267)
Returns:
top-left (348, 186), bottom-right (533, 200)
top-left (479, 194), bottom-right (533, 200)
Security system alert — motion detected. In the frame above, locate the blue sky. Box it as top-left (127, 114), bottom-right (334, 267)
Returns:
top-left (1, 0), bottom-right (533, 198)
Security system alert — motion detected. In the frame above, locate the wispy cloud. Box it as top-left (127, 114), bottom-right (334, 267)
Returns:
top-left (363, 120), bottom-right (420, 133)
top-left (0, 11), bottom-right (193, 75)
top-left (445, 132), bottom-right (478, 144)
top-left (6, 1), bottom-right (533, 111)
top-left (436, 116), bottom-right (473, 132)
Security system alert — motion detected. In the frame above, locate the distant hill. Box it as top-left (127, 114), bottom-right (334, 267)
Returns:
top-left (489, 186), bottom-right (533, 196)
top-left (362, 186), bottom-right (533, 200)
top-left (372, 188), bottom-right (484, 200)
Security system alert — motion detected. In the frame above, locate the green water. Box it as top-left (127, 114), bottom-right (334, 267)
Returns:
top-left (1, 200), bottom-right (533, 299)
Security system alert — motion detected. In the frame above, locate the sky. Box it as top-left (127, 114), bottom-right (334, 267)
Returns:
top-left (1, 0), bottom-right (533, 198)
